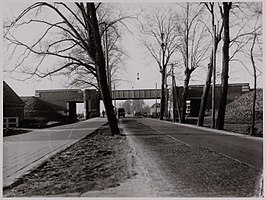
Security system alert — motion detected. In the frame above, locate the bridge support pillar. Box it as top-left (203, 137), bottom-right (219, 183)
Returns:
top-left (84, 100), bottom-right (91, 119)
top-left (67, 101), bottom-right (77, 122)
top-left (83, 89), bottom-right (100, 119)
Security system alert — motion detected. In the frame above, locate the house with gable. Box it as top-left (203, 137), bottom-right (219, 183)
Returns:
top-left (3, 81), bottom-right (25, 127)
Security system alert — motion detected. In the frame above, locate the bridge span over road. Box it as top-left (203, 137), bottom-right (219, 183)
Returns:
top-left (26, 83), bottom-right (248, 123)
top-left (28, 88), bottom-right (162, 123)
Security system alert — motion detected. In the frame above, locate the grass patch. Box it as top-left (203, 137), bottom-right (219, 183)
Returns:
top-left (3, 126), bottom-right (133, 197)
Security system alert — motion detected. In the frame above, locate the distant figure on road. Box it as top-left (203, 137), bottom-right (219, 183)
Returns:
top-left (102, 110), bottom-right (105, 118)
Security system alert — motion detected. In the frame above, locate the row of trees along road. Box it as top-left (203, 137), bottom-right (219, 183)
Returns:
top-left (4, 3), bottom-right (136, 136)
top-left (4, 2), bottom-right (262, 135)
top-left (140, 2), bottom-right (262, 133)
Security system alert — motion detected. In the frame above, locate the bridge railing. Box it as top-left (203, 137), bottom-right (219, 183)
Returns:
top-left (111, 89), bottom-right (164, 100)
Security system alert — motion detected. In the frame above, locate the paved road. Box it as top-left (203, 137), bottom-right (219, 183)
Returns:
top-left (124, 117), bottom-right (263, 169)
top-left (3, 118), bottom-right (107, 187)
top-left (121, 117), bottom-right (263, 197)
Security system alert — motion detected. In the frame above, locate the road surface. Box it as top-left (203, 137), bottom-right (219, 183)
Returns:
top-left (123, 117), bottom-right (262, 169)
top-left (3, 118), bottom-right (107, 187)
top-left (121, 117), bottom-right (263, 197)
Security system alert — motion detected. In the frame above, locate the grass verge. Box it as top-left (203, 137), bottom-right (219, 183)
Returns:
top-left (3, 125), bottom-right (134, 197)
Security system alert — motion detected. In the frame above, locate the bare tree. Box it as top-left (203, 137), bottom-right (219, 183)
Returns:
top-left (197, 2), bottom-right (223, 127)
top-left (215, 2), bottom-right (262, 130)
top-left (231, 3), bottom-right (262, 135)
top-left (176, 2), bottom-right (211, 123)
top-left (215, 2), bottom-right (232, 130)
top-left (250, 33), bottom-right (258, 135)
top-left (61, 8), bottom-right (128, 90)
top-left (4, 2), bottom-right (123, 135)
top-left (139, 8), bottom-right (180, 120)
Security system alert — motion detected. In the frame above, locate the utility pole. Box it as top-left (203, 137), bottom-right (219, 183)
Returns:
top-left (171, 63), bottom-right (176, 122)
top-left (165, 76), bottom-right (168, 119)
top-left (155, 82), bottom-right (158, 118)
top-left (212, 25), bottom-right (216, 128)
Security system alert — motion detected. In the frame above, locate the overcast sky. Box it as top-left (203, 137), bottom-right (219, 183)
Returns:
top-left (1, 1), bottom-right (264, 98)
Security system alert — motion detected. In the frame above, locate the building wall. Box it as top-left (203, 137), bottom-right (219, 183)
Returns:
top-left (175, 83), bottom-right (250, 117)
top-left (35, 89), bottom-right (83, 111)
top-left (30, 89), bottom-right (100, 122)
top-left (3, 81), bottom-right (25, 126)
top-left (22, 97), bottom-right (68, 122)
top-left (34, 89), bottom-right (84, 122)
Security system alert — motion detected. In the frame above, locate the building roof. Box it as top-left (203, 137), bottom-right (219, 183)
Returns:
top-left (3, 81), bottom-right (25, 106)
top-left (151, 102), bottom-right (160, 108)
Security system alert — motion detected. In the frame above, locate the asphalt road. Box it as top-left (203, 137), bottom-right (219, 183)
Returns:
top-left (3, 118), bottom-right (107, 187)
top-left (121, 117), bottom-right (263, 197)
top-left (122, 117), bottom-right (263, 170)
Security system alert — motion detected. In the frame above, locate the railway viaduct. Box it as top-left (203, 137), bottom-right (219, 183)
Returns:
top-left (23, 83), bottom-right (249, 122)
top-left (29, 88), bottom-right (161, 122)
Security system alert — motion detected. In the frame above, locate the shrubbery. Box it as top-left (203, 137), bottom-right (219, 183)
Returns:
top-left (23, 117), bottom-right (48, 128)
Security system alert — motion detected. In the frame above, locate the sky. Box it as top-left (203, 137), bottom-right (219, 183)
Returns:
top-left (1, 1), bottom-right (264, 101)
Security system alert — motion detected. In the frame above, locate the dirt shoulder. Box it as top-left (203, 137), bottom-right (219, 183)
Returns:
top-left (3, 125), bottom-right (135, 197)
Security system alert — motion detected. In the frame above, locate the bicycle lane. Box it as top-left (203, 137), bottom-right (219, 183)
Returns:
top-left (3, 118), bottom-right (107, 187)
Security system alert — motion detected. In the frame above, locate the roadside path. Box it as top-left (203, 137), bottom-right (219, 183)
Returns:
top-left (3, 118), bottom-right (107, 187)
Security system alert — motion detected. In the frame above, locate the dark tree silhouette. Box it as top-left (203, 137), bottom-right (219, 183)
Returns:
top-left (216, 2), bottom-right (232, 130)
top-left (197, 2), bottom-right (223, 127)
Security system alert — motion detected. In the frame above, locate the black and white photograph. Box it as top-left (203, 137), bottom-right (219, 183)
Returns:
top-left (2, 0), bottom-right (264, 198)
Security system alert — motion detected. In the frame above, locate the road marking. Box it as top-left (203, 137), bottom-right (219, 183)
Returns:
top-left (165, 134), bottom-right (190, 146)
top-left (67, 122), bottom-right (76, 140)
top-left (31, 127), bottom-right (97, 132)
top-left (201, 144), bottom-right (260, 170)
top-left (147, 124), bottom-right (190, 146)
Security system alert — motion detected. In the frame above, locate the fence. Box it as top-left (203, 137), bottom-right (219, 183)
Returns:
top-left (3, 117), bottom-right (19, 128)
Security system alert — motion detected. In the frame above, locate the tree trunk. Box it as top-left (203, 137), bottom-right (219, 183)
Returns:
top-left (160, 69), bottom-right (166, 120)
top-left (181, 3), bottom-right (190, 123)
top-left (251, 82), bottom-right (257, 135)
top-left (181, 68), bottom-right (191, 123)
top-left (216, 3), bottom-right (231, 130)
top-left (164, 84), bottom-right (169, 119)
top-left (88, 3), bottom-right (120, 135)
top-left (197, 55), bottom-right (213, 126)
top-left (250, 34), bottom-right (257, 135)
